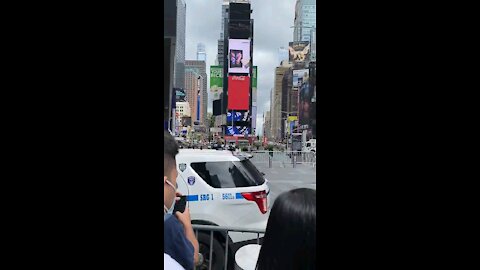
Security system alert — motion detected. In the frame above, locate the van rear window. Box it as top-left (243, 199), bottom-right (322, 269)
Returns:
top-left (190, 160), bottom-right (265, 188)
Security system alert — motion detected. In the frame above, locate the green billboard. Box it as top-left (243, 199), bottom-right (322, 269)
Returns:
top-left (210, 65), bottom-right (223, 100)
top-left (252, 66), bottom-right (257, 88)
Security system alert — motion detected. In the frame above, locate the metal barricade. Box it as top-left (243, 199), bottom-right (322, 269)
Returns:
top-left (249, 151), bottom-right (316, 168)
top-left (192, 224), bottom-right (265, 270)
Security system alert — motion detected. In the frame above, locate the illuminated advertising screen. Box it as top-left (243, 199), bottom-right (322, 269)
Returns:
top-left (228, 39), bottom-right (251, 74)
top-left (225, 126), bottom-right (250, 136)
top-left (293, 69), bottom-right (309, 88)
top-left (228, 3), bottom-right (251, 40)
top-left (229, 3), bottom-right (251, 20)
top-left (298, 77), bottom-right (314, 126)
top-left (210, 66), bottom-right (223, 100)
top-left (175, 88), bottom-right (187, 102)
top-left (227, 111), bottom-right (250, 122)
top-left (252, 66), bottom-right (257, 103)
top-left (227, 76), bottom-right (250, 110)
top-left (288, 42), bottom-right (310, 64)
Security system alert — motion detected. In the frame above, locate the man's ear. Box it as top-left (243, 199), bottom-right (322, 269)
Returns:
top-left (164, 176), bottom-right (168, 184)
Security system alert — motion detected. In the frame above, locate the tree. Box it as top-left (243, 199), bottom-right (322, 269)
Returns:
top-left (208, 113), bottom-right (215, 128)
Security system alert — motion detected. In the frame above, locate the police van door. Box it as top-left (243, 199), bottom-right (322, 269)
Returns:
top-left (176, 164), bottom-right (190, 208)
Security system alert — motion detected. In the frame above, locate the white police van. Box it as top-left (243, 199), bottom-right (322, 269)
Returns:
top-left (176, 149), bottom-right (270, 270)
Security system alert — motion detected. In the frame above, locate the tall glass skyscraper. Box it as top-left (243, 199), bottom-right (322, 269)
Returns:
top-left (217, 1), bottom-right (229, 67)
top-left (293, 0), bottom-right (316, 42)
top-left (197, 43), bottom-right (206, 61)
top-left (174, 0), bottom-right (186, 89)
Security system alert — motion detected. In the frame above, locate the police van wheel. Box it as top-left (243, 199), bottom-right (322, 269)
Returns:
top-left (197, 232), bottom-right (225, 270)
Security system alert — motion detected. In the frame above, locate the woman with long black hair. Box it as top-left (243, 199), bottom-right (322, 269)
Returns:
top-left (256, 188), bottom-right (316, 270)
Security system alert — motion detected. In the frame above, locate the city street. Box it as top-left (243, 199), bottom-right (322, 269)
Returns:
top-left (252, 161), bottom-right (317, 208)
top-left (164, 0), bottom-right (317, 268)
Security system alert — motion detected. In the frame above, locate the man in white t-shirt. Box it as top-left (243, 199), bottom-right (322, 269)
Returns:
top-left (164, 253), bottom-right (185, 270)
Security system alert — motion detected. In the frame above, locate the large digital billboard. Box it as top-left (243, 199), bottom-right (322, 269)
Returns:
top-left (229, 2), bottom-right (251, 20)
top-left (298, 73), bottom-right (313, 126)
top-left (227, 76), bottom-right (250, 110)
top-left (227, 111), bottom-right (250, 122)
top-left (210, 66), bottom-right (223, 100)
top-left (225, 126), bottom-right (250, 136)
top-left (288, 42), bottom-right (310, 64)
top-left (174, 88), bottom-right (186, 102)
top-left (213, 99), bottom-right (221, 116)
top-left (287, 116), bottom-right (298, 134)
top-left (293, 69), bottom-right (309, 88)
top-left (228, 3), bottom-right (251, 40)
top-left (228, 39), bottom-right (251, 74)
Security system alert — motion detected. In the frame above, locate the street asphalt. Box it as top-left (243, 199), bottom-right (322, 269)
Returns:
top-left (252, 161), bottom-right (317, 209)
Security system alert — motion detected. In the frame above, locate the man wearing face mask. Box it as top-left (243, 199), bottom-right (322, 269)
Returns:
top-left (164, 131), bottom-right (200, 270)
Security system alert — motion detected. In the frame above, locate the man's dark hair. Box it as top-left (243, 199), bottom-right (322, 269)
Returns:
top-left (164, 131), bottom-right (179, 175)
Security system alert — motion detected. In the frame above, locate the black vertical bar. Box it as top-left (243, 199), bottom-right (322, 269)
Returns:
top-left (194, 229), bottom-right (198, 270)
top-left (209, 231), bottom-right (214, 270)
top-left (224, 231), bottom-right (229, 270)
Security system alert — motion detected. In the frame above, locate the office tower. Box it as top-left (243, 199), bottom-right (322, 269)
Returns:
top-left (176, 102), bottom-right (191, 117)
top-left (310, 28), bottom-right (316, 62)
top-left (217, 1), bottom-right (229, 67)
top-left (197, 43), bottom-right (206, 61)
top-left (293, 0), bottom-right (316, 42)
top-left (224, 1), bottom-right (253, 139)
top-left (164, 0), bottom-right (177, 131)
top-left (185, 60), bottom-right (208, 125)
top-left (174, 0), bottom-right (186, 89)
top-left (263, 111), bottom-right (271, 139)
top-left (270, 66), bottom-right (290, 141)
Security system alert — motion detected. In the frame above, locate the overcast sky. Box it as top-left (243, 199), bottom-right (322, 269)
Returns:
top-left (185, 0), bottom-right (296, 136)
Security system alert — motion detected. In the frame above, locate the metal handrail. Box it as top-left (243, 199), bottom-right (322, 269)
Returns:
top-left (192, 224), bottom-right (265, 234)
top-left (191, 224), bottom-right (265, 270)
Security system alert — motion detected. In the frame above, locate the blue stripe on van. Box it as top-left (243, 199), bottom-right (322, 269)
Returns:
top-left (186, 195), bottom-right (199, 202)
top-left (235, 193), bottom-right (244, 199)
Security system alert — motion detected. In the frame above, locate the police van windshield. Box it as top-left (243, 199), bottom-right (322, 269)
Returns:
top-left (190, 160), bottom-right (265, 188)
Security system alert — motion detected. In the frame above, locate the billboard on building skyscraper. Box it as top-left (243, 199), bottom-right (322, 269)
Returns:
top-left (228, 39), bottom-right (251, 74)
top-left (288, 42), bottom-right (310, 64)
top-left (174, 88), bottom-right (187, 102)
top-left (293, 69), bottom-right (309, 88)
top-left (298, 71), bottom-right (313, 126)
top-left (227, 76), bottom-right (250, 110)
top-left (252, 66), bottom-right (257, 103)
top-left (210, 66), bottom-right (223, 100)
